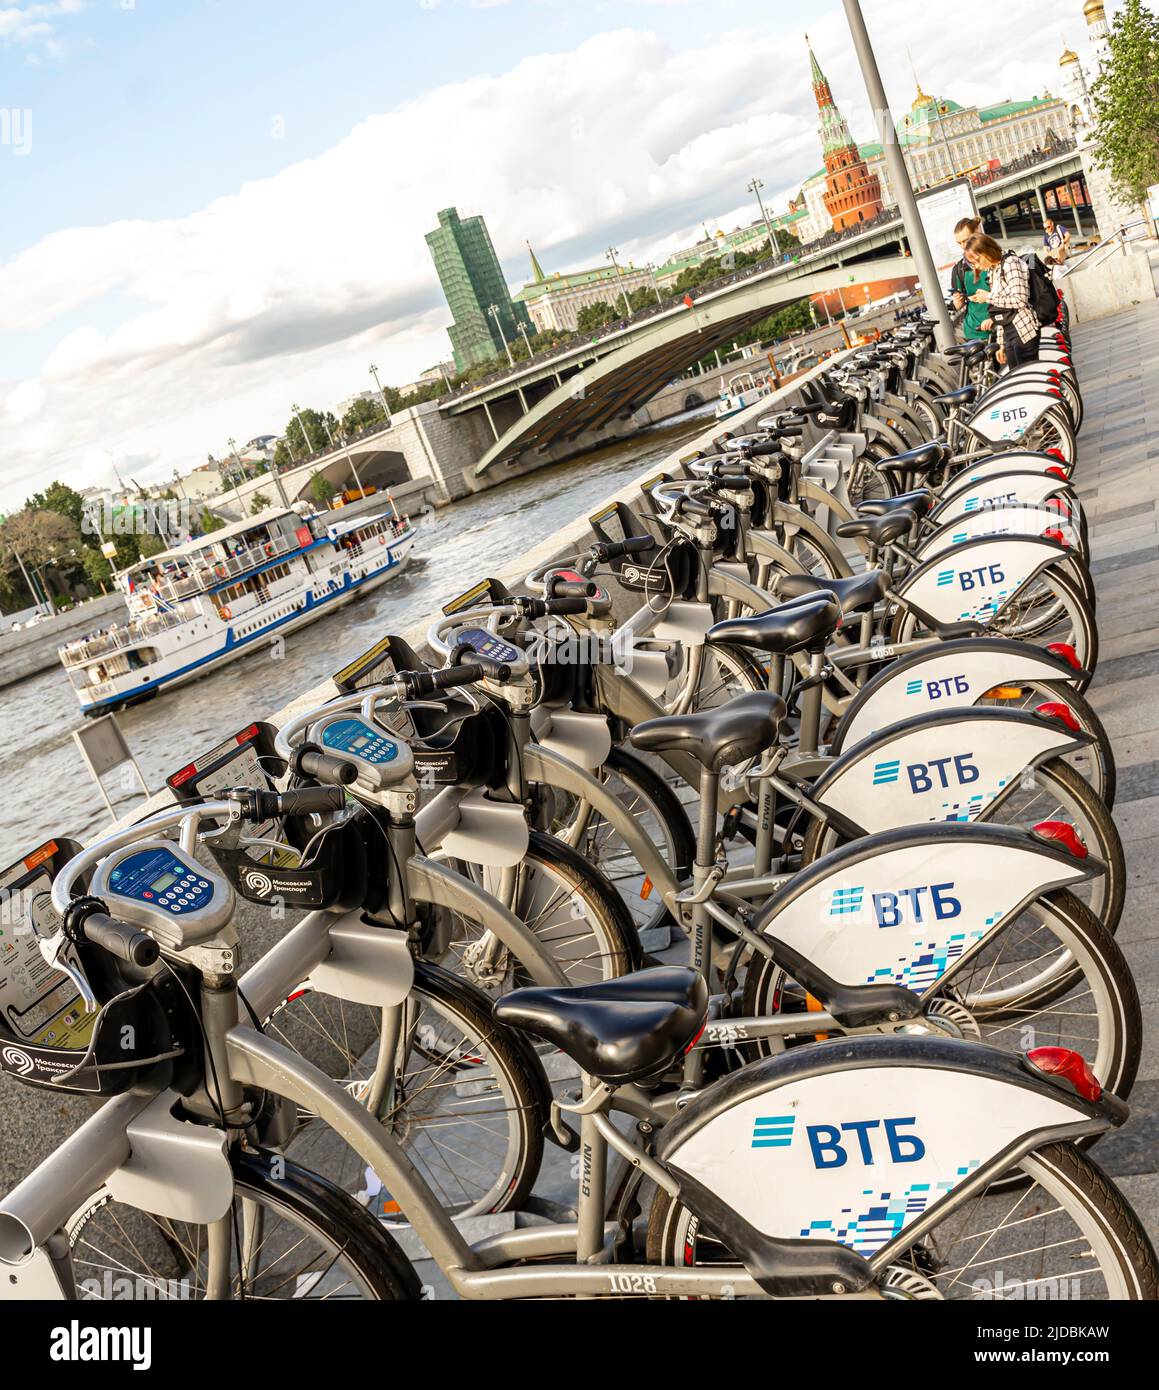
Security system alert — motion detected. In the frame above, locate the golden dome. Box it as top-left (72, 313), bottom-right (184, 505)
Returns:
top-left (1083, 0), bottom-right (1105, 18)
top-left (912, 82), bottom-right (935, 109)
top-left (1059, 45), bottom-right (1080, 65)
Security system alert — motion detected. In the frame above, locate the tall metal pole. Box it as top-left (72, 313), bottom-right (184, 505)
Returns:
top-left (747, 176), bottom-right (781, 259)
top-left (13, 547), bottom-right (49, 616)
top-left (226, 438), bottom-right (249, 518)
top-left (324, 419), bottom-right (365, 501)
top-left (605, 247), bottom-right (633, 317)
top-left (369, 365), bottom-right (394, 429)
top-left (488, 305), bottom-right (515, 367)
top-left (648, 264), bottom-right (663, 306)
top-left (840, 0), bottom-right (955, 347)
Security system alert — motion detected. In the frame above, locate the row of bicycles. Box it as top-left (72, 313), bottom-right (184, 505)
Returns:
top-left (1, 303), bottom-right (1154, 1301)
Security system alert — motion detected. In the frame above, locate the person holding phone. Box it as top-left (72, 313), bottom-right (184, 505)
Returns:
top-left (964, 232), bottom-right (1040, 370)
top-left (949, 216), bottom-right (991, 343)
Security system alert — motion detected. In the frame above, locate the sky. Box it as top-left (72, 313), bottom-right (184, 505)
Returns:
top-left (0, 0), bottom-right (1110, 510)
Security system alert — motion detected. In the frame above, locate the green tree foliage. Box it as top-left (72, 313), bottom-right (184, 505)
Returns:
top-left (576, 300), bottom-right (618, 333)
top-left (310, 472), bottom-right (337, 506)
top-left (26, 481), bottom-right (85, 530)
top-left (341, 396), bottom-right (388, 436)
top-left (198, 508), bottom-right (226, 534)
top-left (1090, 0), bottom-right (1159, 204)
top-left (250, 492), bottom-right (272, 515)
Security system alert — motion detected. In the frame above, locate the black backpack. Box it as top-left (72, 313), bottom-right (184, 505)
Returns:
top-left (1019, 251), bottom-right (1061, 326)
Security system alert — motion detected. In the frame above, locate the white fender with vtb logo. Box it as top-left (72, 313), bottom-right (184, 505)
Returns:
top-left (897, 535), bottom-right (1066, 626)
top-left (659, 1038), bottom-right (1110, 1257)
top-left (834, 640), bottom-right (1083, 750)
top-left (754, 825), bottom-right (1091, 995)
top-left (811, 706), bottom-right (1088, 832)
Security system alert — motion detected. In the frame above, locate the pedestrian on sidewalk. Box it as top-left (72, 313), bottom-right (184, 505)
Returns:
top-left (949, 217), bottom-right (991, 344)
top-left (964, 233), bottom-right (1040, 370)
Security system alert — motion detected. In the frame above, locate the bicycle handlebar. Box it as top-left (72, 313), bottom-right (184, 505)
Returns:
top-left (80, 911), bottom-right (160, 968)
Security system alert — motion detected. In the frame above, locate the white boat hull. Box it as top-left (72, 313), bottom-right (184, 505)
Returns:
top-left (70, 528), bottom-right (416, 715)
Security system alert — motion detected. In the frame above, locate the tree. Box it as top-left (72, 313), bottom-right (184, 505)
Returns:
top-left (310, 472), bottom-right (337, 507)
top-left (198, 508), bottom-right (226, 534)
top-left (342, 397), bottom-right (387, 436)
top-left (1090, 0), bottom-right (1159, 204)
top-left (0, 508), bottom-right (82, 568)
top-left (26, 481), bottom-right (85, 531)
top-left (576, 300), bottom-right (617, 333)
top-left (81, 546), bottom-right (113, 591)
top-left (281, 407), bottom-right (339, 460)
top-left (250, 492), bottom-right (272, 515)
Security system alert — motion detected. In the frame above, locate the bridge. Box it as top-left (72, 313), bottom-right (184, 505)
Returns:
top-left (209, 144), bottom-right (1090, 517)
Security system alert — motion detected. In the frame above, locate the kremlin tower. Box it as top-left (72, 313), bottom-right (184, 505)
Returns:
top-left (807, 36), bottom-right (884, 232)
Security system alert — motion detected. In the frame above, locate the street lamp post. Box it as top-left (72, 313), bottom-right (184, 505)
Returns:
top-left (605, 246), bottom-right (634, 317)
top-left (488, 305), bottom-right (515, 368)
top-left (647, 264), bottom-right (663, 306)
top-left (839, 0), bottom-right (955, 347)
top-left (226, 437), bottom-right (248, 518)
top-left (292, 403), bottom-right (318, 456)
top-left (517, 321), bottom-right (534, 361)
top-left (323, 420), bottom-right (365, 503)
top-left (747, 176), bottom-right (781, 260)
top-left (10, 548), bottom-right (49, 616)
top-left (368, 365), bottom-right (394, 429)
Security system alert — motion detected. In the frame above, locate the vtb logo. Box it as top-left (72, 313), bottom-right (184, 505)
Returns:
top-left (872, 753), bottom-right (979, 793)
top-left (751, 1113), bottom-right (926, 1168)
top-left (828, 882), bottom-right (962, 927)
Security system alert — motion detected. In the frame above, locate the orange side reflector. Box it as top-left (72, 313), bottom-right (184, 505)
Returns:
top-left (806, 992), bottom-right (829, 1041)
top-left (983, 686), bottom-right (1025, 700)
top-left (640, 877), bottom-right (654, 901)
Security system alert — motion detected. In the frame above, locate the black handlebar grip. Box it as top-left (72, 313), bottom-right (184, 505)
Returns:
top-left (84, 912), bottom-right (159, 968)
top-left (714, 474), bottom-right (751, 489)
top-left (548, 579), bottom-right (598, 599)
top-left (545, 597), bottom-right (590, 616)
top-left (618, 536), bottom-right (655, 556)
top-left (431, 663), bottom-right (486, 690)
top-left (748, 441), bottom-right (782, 457)
top-left (679, 495), bottom-right (715, 518)
top-left (277, 786), bottom-right (347, 815)
top-left (450, 644), bottom-right (512, 682)
top-left (296, 747), bottom-right (359, 786)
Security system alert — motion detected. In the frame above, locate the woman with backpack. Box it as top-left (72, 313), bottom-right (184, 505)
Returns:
top-left (963, 232), bottom-right (1041, 369)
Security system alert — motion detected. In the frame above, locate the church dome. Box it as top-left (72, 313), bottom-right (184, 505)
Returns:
top-left (1059, 45), bottom-right (1080, 65)
top-left (1083, 0), bottom-right (1105, 18)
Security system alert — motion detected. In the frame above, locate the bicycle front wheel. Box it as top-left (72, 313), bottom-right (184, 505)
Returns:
top-left (68, 1150), bottom-right (420, 1301)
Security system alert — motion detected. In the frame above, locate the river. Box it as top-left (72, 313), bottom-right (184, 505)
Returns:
top-left (0, 412), bottom-right (712, 865)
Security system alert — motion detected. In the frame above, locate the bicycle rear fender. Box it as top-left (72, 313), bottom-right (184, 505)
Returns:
top-left (944, 451), bottom-right (1071, 494)
top-left (752, 823), bottom-right (1094, 997)
top-left (657, 1034), bottom-right (1123, 1263)
top-left (932, 470), bottom-right (1075, 525)
top-left (965, 393), bottom-right (1057, 445)
top-left (810, 706), bottom-right (1090, 832)
top-left (895, 534), bottom-right (1074, 627)
top-left (915, 507), bottom-right (1081, 563)
top-left (833, 638), bottom-right (1087, 752)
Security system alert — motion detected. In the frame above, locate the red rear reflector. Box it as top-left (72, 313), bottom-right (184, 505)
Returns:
top-left (1032, 819), bottom-right (1088, 858)
top-left (1026, 1046), bottom-right (1101, 1101)
top-left (1047, 641), bottom-right (1081, 670)
top-left (1035, 702), bottom-right (1080, 733)
top-left (1046, 465), bottom-right (1069, 481)
top-left (1047, 448), bottom-right (1066, 462)
top-left (1042, 527), bottom-right (1068, 547)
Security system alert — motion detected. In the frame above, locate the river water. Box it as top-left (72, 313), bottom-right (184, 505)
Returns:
top-left (0, 412), bottom-right (712, 865)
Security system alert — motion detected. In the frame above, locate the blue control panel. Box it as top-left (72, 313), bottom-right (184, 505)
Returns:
top-left (456, 628), bottom-right (522, 666)
top-left (106, 848), bottom-right (214, 917)
top-left (321, 718), bottom-right (399, 766)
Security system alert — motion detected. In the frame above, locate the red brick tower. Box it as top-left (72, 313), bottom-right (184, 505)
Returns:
top-left (808, 36), bottom-right (885, 231)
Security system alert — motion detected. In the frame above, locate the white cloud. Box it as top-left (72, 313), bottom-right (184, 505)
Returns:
top-left (0, 2), bottom-right (1079, 506)
top-left (0, 0), bottom-right (85, 45)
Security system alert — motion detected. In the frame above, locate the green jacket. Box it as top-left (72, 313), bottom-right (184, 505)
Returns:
top-left (954, 263), bottom-right (992, 341)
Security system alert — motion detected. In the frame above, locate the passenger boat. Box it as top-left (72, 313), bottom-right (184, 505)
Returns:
top-left (714, 370), bottom-right (774, 421)
top-left (59, 504), bottom-right (418, 715)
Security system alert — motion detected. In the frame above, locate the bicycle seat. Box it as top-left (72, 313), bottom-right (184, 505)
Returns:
top-left (876, 442), bottom-right (948, 475)
top-left (834, 511), bottom-right (914, 547)
top-left (943, 341), bottom-right (987, 359)
top-left (706, 594), bottom-right (841, 656)
top-left (932, 385), bottom-right (978, 408)
top-left (857, 488), bottom-right (934, 520)
top-left (629, 691), bottom-right (787, 772)
top-left (776, 570), bottom-right (887, 615)
top-left (493, 967), bottom-right (708, 1086)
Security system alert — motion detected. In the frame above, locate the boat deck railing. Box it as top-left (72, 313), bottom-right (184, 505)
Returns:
top-left (59, 605), bottom-right (193, 668)
top-left (152, 530), bottom-right (306, 603)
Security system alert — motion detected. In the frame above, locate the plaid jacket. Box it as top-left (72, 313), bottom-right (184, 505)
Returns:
top-left (988, 253), bottom-right (1039, 345)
